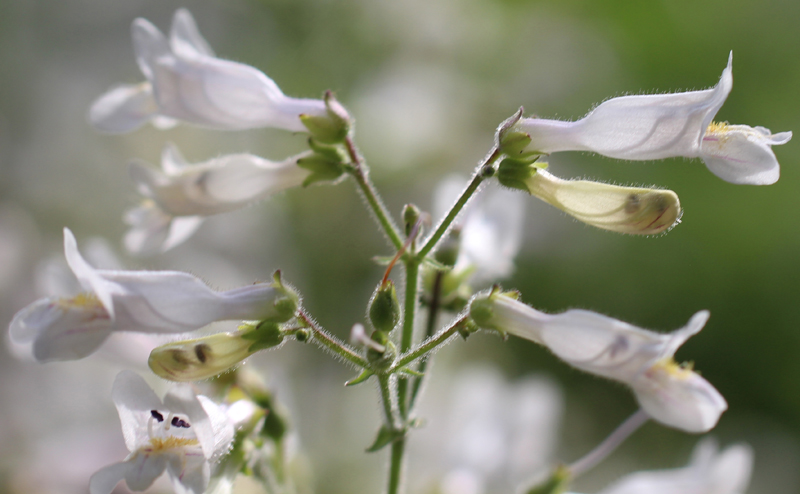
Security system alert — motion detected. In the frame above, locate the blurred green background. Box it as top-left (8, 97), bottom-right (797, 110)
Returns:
top-left (0, 0), bottom-right (798, 493)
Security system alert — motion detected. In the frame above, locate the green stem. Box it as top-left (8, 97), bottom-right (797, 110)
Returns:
top-left (396, 259), bottom-right (420, 419)
top-left (378, 375), bottom-right (397, 427)
top-left (345, 136), bottom-right (405, 250)
top-left (416, 147), bottom-right (501, 260)
top-left (387, 438), bottom-right (405, 494)
top-left (297, 310), bottom-right (369, 368)
top-left (391, 314), bottom-right (466, 373)
top-left (409, 270), bottom-right (444, 407)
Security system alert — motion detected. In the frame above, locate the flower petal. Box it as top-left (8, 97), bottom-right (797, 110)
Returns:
top-left (633, 362), bottom-right (727, 433)
top-left (112, 370), bottom-right (164, 451)
top-left (701, 124), bottom-right (792, 185)
top-left (63, 228), bottom-right (122, 318)
top-left (163, 385), bottom-right (234, 459)
top-left (88, 83), bottom-right (158, 134)
top-left (170, 8), bottom-right (215, 58)
top-left (89, 461), bottom-right (130, 494)
top-left (125, 452), bottom-right (169, 491)
top-left (518, 54), bottom-right (732, 160)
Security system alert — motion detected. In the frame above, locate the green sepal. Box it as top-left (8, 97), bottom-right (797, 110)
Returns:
top-left (241, 321), bottom-right (285, 353)
top-left (497, 158), bottom-right (541, 193)
top-left (366, 425), bottom-right (405, 452)
top-left (525, 465), bottom-right (571, 494)
top-left (367, 333), bottom-right (397, 371)
top-left (345, 369), bottom-right (374, 386)
top-left (457, 319), bottom-right (480, 340)
top-left (265, 270), bottom-right (300, 323)
top-left (299, 90), bottom-right (351, 144)
top-left (421, 257), bottom-right (450, 271)
top-left (308, 137), bottom-right (347, 162)
top-left (297, 154), bottom-right (345, 187)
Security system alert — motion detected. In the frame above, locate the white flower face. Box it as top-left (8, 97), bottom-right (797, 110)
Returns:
top-left (471, 294), bottom-right (727, 432)
top-left (89, 9), bottom-right (327, 133)
top-left (89, 371), bottom-right (234, 494)
top-left (513, 54), bottom-right (791, 185)
top-left (8, 228), bottom-right (285, 362)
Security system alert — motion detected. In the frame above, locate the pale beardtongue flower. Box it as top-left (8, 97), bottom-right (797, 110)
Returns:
top-left (432, 175), bottom-right (524, 283)
top-left (89, 371), bottom-right (234, 494)
top-left (88, 8), bottom-right (327, 133)
top-left (8, 228), bottom-right (289, 362)
top-left (513, 53), bottom-right (791, 185)
top-left (470, 293), bottom-right (726, 432)
top-left (525, 168), bottom-right (681, 235)
top-left (586, 439), bottom-right (753, 494)
top-left (125, 143), bottom-right (311, 254)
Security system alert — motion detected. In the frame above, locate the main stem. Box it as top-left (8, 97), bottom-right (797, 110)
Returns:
top-left (345, 136), bottom-right (405, 250)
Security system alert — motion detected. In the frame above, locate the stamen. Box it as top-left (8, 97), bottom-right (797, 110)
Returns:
top-left (171, 416), bottom-right (191, 428)
top-left (151, 410), bottom-right (164, 422)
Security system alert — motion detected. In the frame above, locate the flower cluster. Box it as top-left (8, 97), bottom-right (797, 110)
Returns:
top-left (5, 7), bottom-right (792, 494)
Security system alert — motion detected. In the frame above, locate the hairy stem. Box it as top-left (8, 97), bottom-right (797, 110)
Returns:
top-left (345, 136), bottom-right (405, 250)
top-left (387, 438), bottom-right (405, 494)
top-left (396, 259), bottom-right (420, 420)
top-left (416, 146), bottom-right (501, 260)
top-left (296, 310), bottom-right (369, 368)
top-left (391, 314), bottom-right (466, 373)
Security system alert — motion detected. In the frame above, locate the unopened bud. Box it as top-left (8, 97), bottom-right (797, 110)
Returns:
top-left (148, 331), bottom-right (257, 382)
top-left (434, 227), bottom-right (460, 267)
top-left (369, 280), bottom-right (401, 333)
top-left (402, 203), bottom-right (421, 237)
top-left (525, 169), bottom-right (682, 235)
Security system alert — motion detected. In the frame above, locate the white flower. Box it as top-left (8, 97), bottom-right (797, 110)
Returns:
top-left (89, 371), bottom-right (234, 494)
top-left (596, 439), bottom-right (753, 494)
top-left (432, 176), bottom-right (524, 283)
top-left (125, 144), bottom-right (311, 254)
top-left (470, 293), bottom-right (727, 432)
top-left (89, 9), bottom-right (327, 133)
top-left (523, 168), bottom-right (681, 235)
top-left (8, 228), bottom-right (294, 362)
top-left (512, 53), bottom-right (792, 185)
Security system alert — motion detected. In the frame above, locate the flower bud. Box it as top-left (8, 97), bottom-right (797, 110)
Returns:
top-left (148, 331), bottom-right (257, 382)
top-left (500, 164), bottom-right (682, 235)
top-left (299, 91), bottom-right (351, 144)
top-left (267, 270), bottom-right (300, 323)
top-left (402, 203), bottom-right (421, 237)
top-left (368, 280), bottom-right (401, 333)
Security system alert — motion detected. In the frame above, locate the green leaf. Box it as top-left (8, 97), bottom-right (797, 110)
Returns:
top-left (345, 369), bottom-right (374, 386)
top-left (366, 425), bottom-right (405, 452)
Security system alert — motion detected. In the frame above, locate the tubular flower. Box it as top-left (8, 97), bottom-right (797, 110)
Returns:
top-left (124, 144), bottom-right (312, 254)
top-left (508, 53), bottom-right (791, 185)
top-left (595, 439), bottom-right (753, 494)
top-left (89, 371), bottom-right (234, 494)
top-left (89, 9), bottom-right (327, 133)
top-left (520, 167), bottom-right (681, 235)
top-left (8, 228), bottom-right (297, 362)
top-left (469, 292), bottom-right (726, 432)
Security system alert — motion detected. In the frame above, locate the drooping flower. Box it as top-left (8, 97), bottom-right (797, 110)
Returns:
top-left (595, 439), bottom-right (753, 494)
top-left (8, 228), bottom-right (297, 362)
top-left (124, 144), bottom-right (314, 254)
top-left (89, 371), bottom-right (235, 494)
top-left (469, 291), bottom-right (726, 432)
top-left (89, 9), bottom-right (328, 133)
top-left (505, 53), bottom-right (791, 185)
